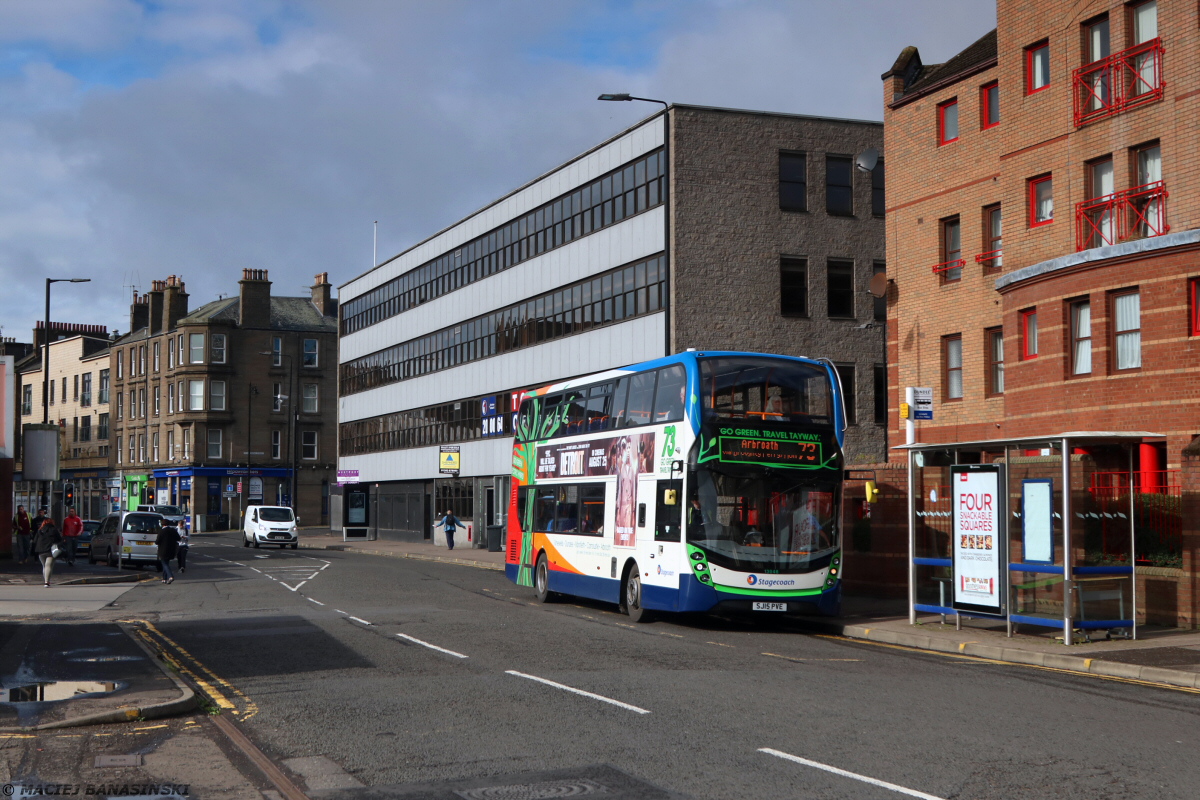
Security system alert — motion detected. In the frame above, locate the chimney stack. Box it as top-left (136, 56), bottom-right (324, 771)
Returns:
top-left (311, 272), bottom-right (334, 317)
top-left (161, 274), bottom-right (190, 332)
top-left (238, 269), bottom-right (272, 328)
top-left (130, 291), bottom-right (150, 333)
top-left (148, 280), bottom-right (166, 335)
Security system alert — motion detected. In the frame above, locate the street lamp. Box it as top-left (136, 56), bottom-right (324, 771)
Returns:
top-left (43, 277), bottom-right (91, 514)
top-left (598, 93), bottom-right (671, 355)
top-left (260, 350), bottom-right (297, 512)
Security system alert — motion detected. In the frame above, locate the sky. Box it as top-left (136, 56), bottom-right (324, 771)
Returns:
top-left (0, 0), bottom-right (995, 340)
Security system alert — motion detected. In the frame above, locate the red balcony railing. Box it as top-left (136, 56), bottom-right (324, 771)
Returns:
top-left (974, 249), bottom-right (1003, 272)
top-left (1073, 38), bottom-right (1164, 128)
top-left (931, 258), bottom-right (964, 278)
top-left (1075, 181), bottom-right (1169, 252)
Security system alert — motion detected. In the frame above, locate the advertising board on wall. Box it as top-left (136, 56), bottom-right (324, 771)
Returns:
top-left (951, 464), bottom-right (1007, 617)
top-left (0, 356), bottom-right (12, 460)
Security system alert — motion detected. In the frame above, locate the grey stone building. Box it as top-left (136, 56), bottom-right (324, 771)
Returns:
top-left (337, 103), bottom-right (885, 543)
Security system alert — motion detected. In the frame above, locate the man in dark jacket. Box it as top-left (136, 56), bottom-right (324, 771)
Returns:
top-left (11, 505), bottom-right (32, 565)
top-left (156, 523), bottom-right (181, 584)
top-left (31, 519), bottom-right (63, 587)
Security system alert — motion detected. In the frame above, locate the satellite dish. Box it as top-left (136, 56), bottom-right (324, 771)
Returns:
top-left (868, 271), bottom-right (888, 298)
top-left (855, 148), bottom-right (880, 173)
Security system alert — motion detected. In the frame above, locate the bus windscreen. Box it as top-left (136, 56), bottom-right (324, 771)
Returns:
top-left (699, 357), bottom-right (833, 425)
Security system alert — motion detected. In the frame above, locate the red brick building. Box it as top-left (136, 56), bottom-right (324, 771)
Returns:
top-left (883, 0), bottom-right (1199, 625)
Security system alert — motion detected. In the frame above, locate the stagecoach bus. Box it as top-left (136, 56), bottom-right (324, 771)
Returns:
top-left (506, 350), bottom-right (846, 621)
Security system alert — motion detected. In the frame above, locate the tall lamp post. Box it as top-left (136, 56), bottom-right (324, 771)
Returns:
top-left (598, 93), bottom-right (671, 356)
top-left (260, 351), bottom-right (296, 512)
top-left (43, 278), bottom-right (91, 513)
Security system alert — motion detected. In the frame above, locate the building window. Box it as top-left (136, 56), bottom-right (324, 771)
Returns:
top-left (183, 428), bottom-right (190, 458)
top-left (207, 428), bottom-right (223, 459)
top-left (188, 380), bottom-right (205, 411)
top-left (937, 98), bottom-right (959, 144)
top-left (780, 257), bottom-right (808, 317)
top-left (210, 380), bottom-right (226, 412)
top-left (22, 385), bottom-right (32, 416)
top-left (873, 363), bottom-right (887, 424)
top-left (97, 413), bottom-right (108, 440)
top-left (834, 363), bottom-right (856, 425)
top-left (871, 160), bottom-right (885, 217)
top-left (271, 430), bottom-right (281, 460)
top-left (986, 328), bottom-right (1004, 395)
top-left (178, 334), bottom-right (185, 365)
top-left (167, 383), bottom-right (174, 415)
top-left (1190, 278), bottom-right (1200, 337)
top-left (1132, 142), bottom-right (1164, 236)
top-left (827, 259), bottom-right (855, 318)
top-left (981, 204), bottom-right (1002, 270)
top-left (80, 415), bottom-right (91, 442)
top-left (302, 384), bottom-right (318, 413)
top-left (779, 152), bottom-right (807, 212)
top-left (167, 431), bottom-right (174, 460)
top-left (273, 382), bottom-right (283, 412)
top-left (116, 392), bottom-right (123, 421)
top-left (153, 386), bottom-right (160, 416)
top-left (137, 434), bottom-right (145, 463)
top-left (1083, 15), bottom-right (1111, 112)
top-left (168, 339), bottom-right (175, 369)
top-left (128, 434), bottom-right (135, 464)
top-left (177, 380), bottom-right (185, 412)
top-left (116, 350), bottom-right (123, 379)
top-left (1082, 156), bottom-right (1115, 247)
top-left (1026, 40), bottom-right (1050, 94)
top-left (1029, 174), bottom-right (1053, 226)
top-left (826, 155), bottom-right (853, 216)
top-left (189, 333), bottom-right (204, 364)
top-left (210, 334), bottom-right (226, 364)
top-left (62, 377), bottom-right (67, 401)
top-left (1021, 308), bottom-right (1039, 359)
top-left (152, 432), bottom-right (159, 463)
top-left (81, 372), bottom-right (92, 407)
top-left (1112, 290), bottom-right (1141, 370)
top-left (301, 430), bottom-right (318, 460)
top-left (49, 379), bottom-right (54, 405)
top-left (303, 338), bottom-right (318, 367)
top-left (272, 336), bottom-right (282, 367)
top-left (153, 341), bottom-right (160, 372)
top-left (944, 335), bottom-right (963, 400)
top-left (116, 435), bottom-right (122, 465)
top-left (73, 374), bottom-right (79, 401)
top-left (138, 388), bottom-right (145, 418)
top-left (1131, 1), bottom-right (1158, 50)
top-left (1070, 299), bottom-right (1092, 375)
top-left (138, 346), bottom-right (146, 375)
top-left (873, 262), bottom-right (886, 321)
top-left (981, 81), bottom-right (999, 128)
top-left (940, 216), bottom-right (962, 282)
top-left (98, 369), bottom-right (109, 404)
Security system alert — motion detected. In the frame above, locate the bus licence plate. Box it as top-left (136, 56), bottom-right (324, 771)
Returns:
top-left (753, 602), bottom-right (787, 612)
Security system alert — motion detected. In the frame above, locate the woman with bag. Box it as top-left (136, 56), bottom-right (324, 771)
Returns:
top-left (156, 522), bottom-right (180, 584)
top-left (31, 518), bottom-right (64, 588)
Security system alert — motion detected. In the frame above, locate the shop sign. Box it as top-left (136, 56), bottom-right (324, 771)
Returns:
top-left (439, 445), bottom-right (461, 476)
top-left (912, 387), bottom-right (933, 420)
top-left (337, 469), bottom-right (360, 485)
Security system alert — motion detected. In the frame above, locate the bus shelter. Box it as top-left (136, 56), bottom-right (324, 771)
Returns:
top-left (897, 431), bottom-right (1165, 646)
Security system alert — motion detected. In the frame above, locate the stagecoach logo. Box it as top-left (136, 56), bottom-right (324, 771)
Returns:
top-left (657, 565), bottom-right (675, 577)
top-left (747, 574), bottom-right (757, 585)
top-left (746, 574), bottom-right (797, 588)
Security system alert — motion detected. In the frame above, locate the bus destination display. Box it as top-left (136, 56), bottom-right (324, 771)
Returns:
top-left (715, 426), bottom-right (824, 469)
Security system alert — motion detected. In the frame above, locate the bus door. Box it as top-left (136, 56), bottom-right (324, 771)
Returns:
top-left (639, 477), bottom-right (683, 593)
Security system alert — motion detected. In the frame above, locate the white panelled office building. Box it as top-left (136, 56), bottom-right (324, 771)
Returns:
top-left (336, 105), bottom-right (885, 542)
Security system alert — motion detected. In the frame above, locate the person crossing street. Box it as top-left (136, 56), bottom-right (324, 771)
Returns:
top-left (438, 509), bottom-right (468, 551)
top-left (156, 522), bottom-right (181, 584)
top-left (31, 518), bottom-right (63, 587)
top-left (61, 508), bottom-right (83, 566)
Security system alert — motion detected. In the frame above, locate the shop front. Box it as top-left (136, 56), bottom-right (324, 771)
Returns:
top-left (154, 466), bottom-right (292, 531)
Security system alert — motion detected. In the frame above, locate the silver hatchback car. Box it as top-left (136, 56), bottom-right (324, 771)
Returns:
top-left (89, 510), bottom-right (167, 569)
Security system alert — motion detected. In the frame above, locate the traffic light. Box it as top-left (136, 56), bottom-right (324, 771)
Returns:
top-left (64, 483), bottom-right (75, 507)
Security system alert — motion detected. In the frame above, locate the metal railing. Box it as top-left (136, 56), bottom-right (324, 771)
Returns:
top-left (1087, 469), bottom-right (1181, 565)
top-left (930, 259), bottom-right (965, 280)
top-left (1072, 38), bottom-right (1164, 128)
top-left (1075, 181), bottom-right (1168, 251)
top-left (974, 249), bottom-right (1002, 271)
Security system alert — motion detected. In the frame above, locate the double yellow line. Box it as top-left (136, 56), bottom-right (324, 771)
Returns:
top-left (123, 619), bottom-right (260, 719)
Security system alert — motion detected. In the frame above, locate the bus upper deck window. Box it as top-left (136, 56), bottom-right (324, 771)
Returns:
top-left (625, 371), bottom-right (657, 426)
top-left (653, 365), bottom-right (687, 422)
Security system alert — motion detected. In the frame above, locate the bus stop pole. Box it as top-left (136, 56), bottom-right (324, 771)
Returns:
top-left (907, 448), bottom-right (916, 625)
top-left (1062, 437), bottom-right (1073, 646)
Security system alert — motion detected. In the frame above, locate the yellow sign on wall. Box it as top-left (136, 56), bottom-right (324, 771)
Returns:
top-left (439, 445), bottom-right (461, 476)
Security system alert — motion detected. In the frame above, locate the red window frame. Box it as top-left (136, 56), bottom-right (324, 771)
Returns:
top-left (1026, 40), bottom-right (1050, 94)
top-left (1190, 278), bottom-right (1200, 337)
top-left (1028, 174), bottom-right (1053, 227)
top-left (980, 81), bottom-right (999, 129)
top-left (938, 98), bottom-right (959, 145)
top-left (1020, 308), bottom-right (1038, 359)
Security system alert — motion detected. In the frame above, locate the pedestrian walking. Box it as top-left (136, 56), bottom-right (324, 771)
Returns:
top-left (11, 505), bottom-right (32, 565)
top-left (60, 508), bottom-right (83, 566)
top-left (175, 523), bottom-right (189, 573)
top-left (438, 509), bottom-right (467, 551)
top-left (31, 518), bottom-right (63, 587)
top-left (156, 522), bottom-right (180, 584)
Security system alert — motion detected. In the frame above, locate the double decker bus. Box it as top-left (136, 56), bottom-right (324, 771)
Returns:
top-left (506, 351), bottom-right (846, 621)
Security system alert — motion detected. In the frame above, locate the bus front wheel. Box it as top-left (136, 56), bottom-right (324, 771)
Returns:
top-left (534, 553), bottom-right (555, 603)
top-left (622, 564), bottom-right (652, 623)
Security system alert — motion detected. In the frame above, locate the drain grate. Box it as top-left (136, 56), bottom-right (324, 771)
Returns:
top-left (454, 779), bottom-right (610, 800)
top-left (95, 754), bottom-right (143, 767)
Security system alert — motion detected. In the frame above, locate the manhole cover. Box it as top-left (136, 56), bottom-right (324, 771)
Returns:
top-left (95, 754), bottom-right (143, 767)
top-left (455, 778), bottom-right (610, 799)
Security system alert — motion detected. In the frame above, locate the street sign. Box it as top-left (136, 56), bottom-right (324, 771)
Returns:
top-left (225, 484), bottom-right (234, 493)
top-left (237, 480), bottom-right (243, 493)
top-left (912, 387), bottom-right (933, 420)
top-left (337, 469), bottom-right (360, 486)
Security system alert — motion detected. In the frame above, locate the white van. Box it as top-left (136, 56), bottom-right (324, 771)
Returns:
top-left (243, 506), bottom-right (298, 549)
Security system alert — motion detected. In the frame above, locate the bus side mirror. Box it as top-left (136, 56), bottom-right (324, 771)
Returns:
top-left (864, 481), bottom-right (880, 504)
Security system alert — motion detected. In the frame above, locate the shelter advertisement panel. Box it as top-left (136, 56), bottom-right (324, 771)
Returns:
top-left (951, 464), bottom-right (1007, 617)
top-left (0, 356), bottom-right (12, 459)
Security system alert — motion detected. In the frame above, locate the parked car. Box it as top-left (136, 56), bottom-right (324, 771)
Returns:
top-left (89, 510), bottom-right (166, 569)
top-left (243, 506), bottom-right (298, 549)
top-left (137, 504), bottom-right (188, 529)
top-left (77, 519), bottom-right (101, 558)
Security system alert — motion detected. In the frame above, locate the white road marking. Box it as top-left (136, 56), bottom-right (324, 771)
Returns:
top-left (505, 670), bottom-right (650, 715)
top-left (254, 555), bottom-right (270, 559)
top-left (396, 633), bottom-right (468, 659)
top-left (249, 568), bottom-right (262, 573)
top-left (333, 609), bottom-right (347, 615)
top-left (283, 581), bottom-right (308, 592)
top-left (758, 749), bottom-right (945, 800)
top-left (348, 616), bottom-right (371, 625)
top-left (307, 597), bottom-right (325, 606)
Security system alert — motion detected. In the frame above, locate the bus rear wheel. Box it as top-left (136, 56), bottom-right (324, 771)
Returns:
top-left (623, 565), bottom-right (651, 623)
top-left (534, 553), bottom-right (555, 603)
